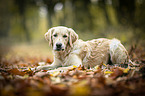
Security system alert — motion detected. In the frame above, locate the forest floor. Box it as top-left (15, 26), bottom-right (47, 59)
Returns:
top-left (0, 44), bottom-right (145, 96)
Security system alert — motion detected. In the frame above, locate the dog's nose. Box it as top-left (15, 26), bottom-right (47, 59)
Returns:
top-left (56, 43), bottom-right (62, 48)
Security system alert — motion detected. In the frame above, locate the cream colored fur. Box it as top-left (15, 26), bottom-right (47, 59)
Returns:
top-left (37, 26), bottom-right (129, 70)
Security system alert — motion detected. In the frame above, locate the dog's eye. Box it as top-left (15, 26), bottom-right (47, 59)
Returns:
top-left (53, 34), bottom-right (57, 37)
top-left (63, 35), bottom-right (67, 38)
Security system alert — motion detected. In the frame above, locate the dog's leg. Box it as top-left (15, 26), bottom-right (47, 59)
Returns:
top-left (64, 54), bottom-right (83, 67)
top-left (35, 54), bottom-right (82, 71)
top-left (50, 55), bottom-right (83, 72)
top-left (109, 39), bottom-right (129, 64)
top-left (36, 58), bottom-right (62, 70)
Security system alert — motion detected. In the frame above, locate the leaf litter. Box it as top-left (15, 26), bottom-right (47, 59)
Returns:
top-left (0, 45), bottom-right (145, 96)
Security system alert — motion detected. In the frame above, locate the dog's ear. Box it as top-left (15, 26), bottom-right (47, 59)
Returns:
top-left (68, 28), bottom-right (78, 47)
top-left (44, 28), bottom-right (54, 47)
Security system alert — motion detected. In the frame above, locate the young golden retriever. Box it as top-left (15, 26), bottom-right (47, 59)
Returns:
top-left (36, 26), bottom-right (129, 70)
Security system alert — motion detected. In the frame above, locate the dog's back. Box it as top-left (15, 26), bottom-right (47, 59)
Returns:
top-left (109, 39), bottom-right (129, 64)
top-left (73, 38), bottom-right (129, 68)
top-left (84, 38), bottom-right (110, 67)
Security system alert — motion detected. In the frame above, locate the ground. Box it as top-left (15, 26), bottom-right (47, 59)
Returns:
top-left (0, 44), bottom-right (145, 96)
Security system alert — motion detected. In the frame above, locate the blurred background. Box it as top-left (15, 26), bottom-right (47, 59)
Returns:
top-left (0, 0), bottom-right (145, 60)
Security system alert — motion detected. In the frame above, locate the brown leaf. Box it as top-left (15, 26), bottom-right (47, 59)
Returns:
top-left (110, 68), bottom-right (123, 79)
top-left (46, 58), bottom-right (53, 63)
top-left (8, 68), bottom-right (26, 76)
top-left (34, 72), bottom-right (50, 78)
top-left (50, 84), bottom-right (68, 95)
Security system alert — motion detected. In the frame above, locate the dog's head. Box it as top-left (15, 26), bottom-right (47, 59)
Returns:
top-left (45, 26), bottom-right (78, 51)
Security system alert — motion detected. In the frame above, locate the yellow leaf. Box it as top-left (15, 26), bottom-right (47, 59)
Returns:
top-left (52, 71), bottom-right (60, 77)
top-left (94, 65), bottom-right (100, 70)
top-left (49, 71), bottom-right (60, 77)
top-left (123, 68), bottom-right (130, 73)
top-left (104, 71), bottom-right (113, 74)
top-left (103, 63), bottom-right (107, 67)
top-left (50, 74), bottom-right (53, 76)
top-left (73, 65), bottom-right (77, 68)
top-left (70, 80), bottom-right (90, 96)
top-left (28, 67), bottom-right (32, 71)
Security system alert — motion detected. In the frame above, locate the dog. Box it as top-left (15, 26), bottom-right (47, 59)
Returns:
top-left (36, 26), bottom-right (129, 70)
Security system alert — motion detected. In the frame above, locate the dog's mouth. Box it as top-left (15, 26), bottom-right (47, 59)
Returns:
top-left (55, 48), bottom-right (64, 51)
top-left (54, 43), bottom-right (65, 51)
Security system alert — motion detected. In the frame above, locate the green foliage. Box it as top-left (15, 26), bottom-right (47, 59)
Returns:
top-left (0, 0), bottom-right (145, 43)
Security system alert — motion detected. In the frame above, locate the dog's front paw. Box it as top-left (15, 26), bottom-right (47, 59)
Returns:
top-left (36, 66), bottom-right (44, 70)
top-left (36, 65), bottom-right (53, 70)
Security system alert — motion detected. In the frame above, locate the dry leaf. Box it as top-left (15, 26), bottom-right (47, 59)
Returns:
top-left (8, 68), bottom-right (26, 76)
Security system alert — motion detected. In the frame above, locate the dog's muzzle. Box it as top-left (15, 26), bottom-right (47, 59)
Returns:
top-left (55, 43), bottom-right (64, 51)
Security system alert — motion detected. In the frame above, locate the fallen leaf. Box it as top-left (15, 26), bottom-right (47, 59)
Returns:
top-left (8, 68), bottom-right (26, 76)
top-left (104, 71), bottom-right (113, 74)
top-left (123, 67), bottom-right (130, 73)
top-left (50, 71), bottom-right (60, 77)
top-left (110, 68), bottom-right (123, 79)
top-left (34, 72), bottom-right (49, 78)
top-left (73, 65), bottom-right (77, 68)
top-left (70, 80), bottom-right (90, 96)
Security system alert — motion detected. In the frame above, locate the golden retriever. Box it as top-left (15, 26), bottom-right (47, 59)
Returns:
top-left (36, 26), bottom-right (129, 70)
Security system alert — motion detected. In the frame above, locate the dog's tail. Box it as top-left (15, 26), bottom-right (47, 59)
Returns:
top-left (109, 38), bottom-right (129, 64)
